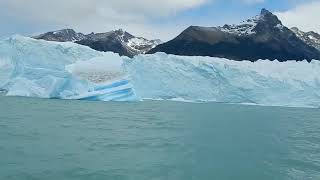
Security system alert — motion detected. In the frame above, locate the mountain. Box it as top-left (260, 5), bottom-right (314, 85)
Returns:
top-left (148, 9), bottom-right (320, 61)
top-left (76, 29), bottom-right (161, 57)
top-left (34, 29), bottom-right (161, 57)
top-left (33, 29), bottom-right (86, 42)
top-left (291, 27), bottom-right (320, 50)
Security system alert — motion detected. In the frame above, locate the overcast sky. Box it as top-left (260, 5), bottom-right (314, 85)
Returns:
top-left (0, 0), bottom-right (319, 40)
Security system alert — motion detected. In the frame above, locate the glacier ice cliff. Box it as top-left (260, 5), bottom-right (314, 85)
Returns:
top-left (126, 53), bottom-right (320, 107)
top-left (1, 36), bottom-right (320, 107)
top-left (0, 36), bottom-right (137, 101)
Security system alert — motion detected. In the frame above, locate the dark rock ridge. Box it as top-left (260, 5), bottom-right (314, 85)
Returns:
top-left (33, 29), bottom-right (161, 58)
top-left (148, 9), bottom-right (320, 61)
top-left (291, 27), bottom-right (320, 50)
top-left (33, 29), bottom-right (86, 42)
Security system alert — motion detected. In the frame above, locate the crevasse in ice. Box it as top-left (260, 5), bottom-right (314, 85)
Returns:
top-left (1, 36), bottom-right (320, 107)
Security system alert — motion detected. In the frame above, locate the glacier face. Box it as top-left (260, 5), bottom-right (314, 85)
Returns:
top-left (125, 53), bottom-right (320, 107)
top-left (1, 36), bottom-right (320, 107)
top-left (0, 36), bottom-right (137, 101)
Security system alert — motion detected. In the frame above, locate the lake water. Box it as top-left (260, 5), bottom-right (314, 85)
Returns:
top-left (1, 95), bottom-right (320, 180)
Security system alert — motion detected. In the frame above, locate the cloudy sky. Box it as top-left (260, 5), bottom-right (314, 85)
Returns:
top-left (0, 0), bottom-right (319, 40)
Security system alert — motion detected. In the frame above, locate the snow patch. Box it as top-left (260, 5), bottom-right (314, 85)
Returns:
top-left (126, 37), bottom-right (161, 53)
top-left (308, 35), bottom-right (315, 40)
top-left (219, 16), bottom-right (259, 36)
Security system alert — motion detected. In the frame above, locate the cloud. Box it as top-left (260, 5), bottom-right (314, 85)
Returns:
top-left (276, 1), bottom-right (320, 33)
top-left (1, 0), bottom-right (208, 19)
top-left (3, 0), bottom-right (309, 41)
top-left (0, 0), bottom-right (209, 40)
top-left (241, 0), bottom-right (265, 4)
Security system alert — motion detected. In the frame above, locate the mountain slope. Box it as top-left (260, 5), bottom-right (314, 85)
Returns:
top-left (33, 29), bottom-right (86, 42)
top-left (76, 29), bottom-right (161, 58)
top-left (34, 29), bottom-right (161, 58)
top-left (291, 27), bottom-right (320, 50)
top-left (148, 9), bottom-right (320, 61)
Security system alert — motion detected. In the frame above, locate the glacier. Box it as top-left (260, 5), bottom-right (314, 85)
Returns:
top-left (0, 36), bottom-right (137, 101)
top-left (126, 53), bottom-right (320, 107)
top-left (1, 36), bottom-right (320, 108)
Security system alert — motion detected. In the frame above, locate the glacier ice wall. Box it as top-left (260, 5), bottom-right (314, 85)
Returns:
top-left (125, 53), bottom-right (320, 107)
top-left (1, 36), bottom-right (320, 107)
top-left (0, 36), bottom-right (137, 101)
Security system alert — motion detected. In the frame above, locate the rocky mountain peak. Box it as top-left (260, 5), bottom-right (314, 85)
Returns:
top-left (34, 28), bottom-right (161, 57)
top-left (217, 8), bottom-right (284, 36)
top-left (254, 8), bottom-right (284, 33)
top-left (260, 8), bottom-right (274, 18)
top-left (291, 27), bottom-right (320, 50)
top-left (33, 29), bottom-right (86, 42)
top-left (112, 29), bottom-right (135, 42)
top-left (259, 8), bottom-right (282, 26)
top-left (148, 8), bottom-right (320, 61)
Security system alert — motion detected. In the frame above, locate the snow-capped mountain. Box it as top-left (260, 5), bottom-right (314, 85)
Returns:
top-left (218, 15), bottom-right (260, 36)
top-left (149, 9), bottom-right (320, 61)
top-left (127, 37), bottom-right (162, 54)
top-left (77, 29), bottom-right (161, 57)
top-left (33, 29), bottom-right (86, 42)
top-left (291, 27), bottom-right (320, 50)
top-left (34, 29), bottom-right (161, 57)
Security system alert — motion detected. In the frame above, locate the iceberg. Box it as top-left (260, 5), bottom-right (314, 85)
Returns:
top-left (1, 36), bottom-right (320, 107)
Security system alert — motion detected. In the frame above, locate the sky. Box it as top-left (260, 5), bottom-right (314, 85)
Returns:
top-left (0, 0), bottom-right (319, 41)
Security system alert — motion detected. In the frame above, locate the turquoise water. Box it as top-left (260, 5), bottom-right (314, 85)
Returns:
top-left (1, 96), bottom-right (320, 180)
